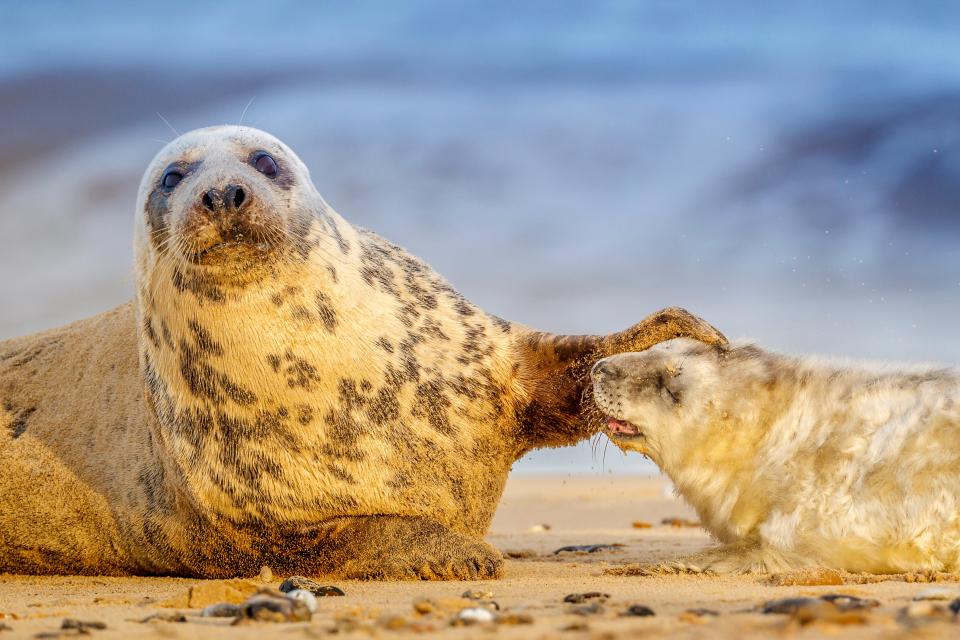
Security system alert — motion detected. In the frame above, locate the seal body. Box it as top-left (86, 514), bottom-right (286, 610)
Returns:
top-left (592, 339), bottom-right (960, 574)
top-left (0, 126), bottom-right (727, 578)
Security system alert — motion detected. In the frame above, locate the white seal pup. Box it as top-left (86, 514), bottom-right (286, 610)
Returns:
top-left (592, 339), bottom-right (960, 574)
top-left (0, 125), bottom-right (728, 578)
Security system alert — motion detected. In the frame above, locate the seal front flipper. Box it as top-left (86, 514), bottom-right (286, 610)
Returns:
top-left (514, 307), bottom-right (727, 451)
top-left (311, 516), bottom-right (503, 580)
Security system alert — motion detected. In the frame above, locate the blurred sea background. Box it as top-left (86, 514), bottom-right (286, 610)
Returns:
top-left (1, 1), bottom-right (958, 474)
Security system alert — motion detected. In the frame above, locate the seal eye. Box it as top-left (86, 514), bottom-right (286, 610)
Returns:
top-left (162, 170), bottom-right (183, 190)
top-left (253, 152), bottom-right (278, 178)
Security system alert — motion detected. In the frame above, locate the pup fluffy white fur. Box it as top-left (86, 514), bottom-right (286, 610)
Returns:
top-left (592, 339), bottom-right (960, 574)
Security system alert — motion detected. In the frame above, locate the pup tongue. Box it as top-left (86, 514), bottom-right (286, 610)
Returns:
top-left (605, 417), bottom-right (640, 435)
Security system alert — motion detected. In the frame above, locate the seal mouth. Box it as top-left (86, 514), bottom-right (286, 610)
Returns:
top-left (605, 416), bottom-right (644, 439)
top-left (189, 240), bottom-right (273, 265)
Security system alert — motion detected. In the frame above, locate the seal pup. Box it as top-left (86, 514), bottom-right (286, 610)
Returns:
top-left (0, 126), bottom-right (727, 579)
top-left (592, 339), bottom-right (960, 574)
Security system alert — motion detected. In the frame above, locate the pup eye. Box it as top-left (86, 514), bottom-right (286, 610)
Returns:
top-left (162, 170), bottom-right (183, 189)
top-left (253, 152), bottom-right (279, 178)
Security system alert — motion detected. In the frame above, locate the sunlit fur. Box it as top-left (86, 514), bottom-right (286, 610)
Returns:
top-left (593, 339), bottom-right (960, 574)
top-left (0, 126), bottom-right (728, 577)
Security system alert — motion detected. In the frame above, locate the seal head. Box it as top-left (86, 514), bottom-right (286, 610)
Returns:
top-left (136, 126), bottom-right (320, 282)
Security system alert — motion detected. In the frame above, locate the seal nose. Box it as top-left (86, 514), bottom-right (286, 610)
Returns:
top-left (592, 359), bottom-right (619, 380)
top-left (199, 184), bottom-right (249, 214)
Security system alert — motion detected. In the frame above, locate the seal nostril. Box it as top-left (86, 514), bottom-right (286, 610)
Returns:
top-left (201, 191), bottom-right (215, 212)
top-left (232, 187), bottom-right (246, 209)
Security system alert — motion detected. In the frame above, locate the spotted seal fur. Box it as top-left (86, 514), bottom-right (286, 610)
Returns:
top-left (0, 126), bottom-right (726, 578)
top-left (593, 338), bottom-right (960, 574)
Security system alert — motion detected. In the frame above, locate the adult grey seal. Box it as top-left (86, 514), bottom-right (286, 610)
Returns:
top-left (0, 126), bottom-right (727, 578)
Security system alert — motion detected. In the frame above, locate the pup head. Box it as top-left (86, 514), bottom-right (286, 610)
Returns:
top-left (590, 338), bottom-right (729, 458)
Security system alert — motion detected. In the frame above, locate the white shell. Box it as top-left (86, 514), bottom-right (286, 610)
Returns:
top-left (457, 607), bottom-right (495, 624)
top-left (286, 589), bottom-right (319, 613)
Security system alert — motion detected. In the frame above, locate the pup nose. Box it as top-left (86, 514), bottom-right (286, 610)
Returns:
top-left (200, 184), bottom-right (249, 214)
top-left (592, 359), bottom-right (618, 379)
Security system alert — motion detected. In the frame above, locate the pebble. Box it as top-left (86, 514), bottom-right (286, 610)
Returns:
top-left (790, 601), bottom-right (871, 626)
top-left (201, 603), bottom-right (243, 618)
top-left (62, 619), bottom-right (107, 631)
top-left (820, 594), bottom-right (880, 611)
top-left (0, 622), bottom-right (10, 632)
top-left (258, 565), bottom-right (273, 582)
top-left (278, 576), bottom-right (345, 597)
top-left (529, 523), bottom-right (552, 533)
top-left (661, 517), bottom-right (701, 527)
top-left (238, 593), bottom-right (312, 623)
top-left (569, 602), bottom-right (605, 616)
top-left (899, 601), bottom-right (955, 623)
top-left (762, 597), bottom-right (820, 614)
top-left (913, 586), bottom-right (960, 601)
top-left (454, 607), bottom-right (496, 625)
top-left (685, 608), bottom-right (718, 617)
top-left (286, 589), bottom-right (318, 613)
top-left (553, 543), bottom-right (622, 555)
top-left (139, 612), bottom-right (187, 624)
top-left (462, 589), bottom-right (494, 600)
top-left (623, 605), bottom-right (655, 617)
top-left (951, 598), bottom-right (960, 615)
top-left (563, 592), bottom-right (609, 604)
top-left (631, 521), bottom-right (653, 529)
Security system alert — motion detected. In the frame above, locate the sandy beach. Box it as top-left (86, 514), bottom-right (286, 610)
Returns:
top-left (1, 475), bottom-right (956, 638)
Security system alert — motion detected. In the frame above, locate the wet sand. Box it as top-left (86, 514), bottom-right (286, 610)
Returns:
top-left (1, 475), bottom-right (957, 638)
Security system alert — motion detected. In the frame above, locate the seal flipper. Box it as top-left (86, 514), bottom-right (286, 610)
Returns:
top-left (514, 307), bottom-right (727, 452)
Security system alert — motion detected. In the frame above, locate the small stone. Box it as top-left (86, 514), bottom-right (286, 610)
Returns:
top-left (762, 597), bottom-right (820, 614)
top-left (631, 521), bottom-right (652, 529)
top-left (913, 586), bottom-right (960, 601)
top-left (462, 589), bottom-right (494, 600)
top-left (623, 605), bottom-right (655, 617)
top-left (899, 601), bottom-right (954, 623)
top-left (661, 517), bottom-right (700, 527)
top-left (820, 594), bottom-right (880, 611)
top-left (791, 601), bottom-right (870, 626)
top-left (563, 592), bottom-right (609, 604)
top-left (685, 608), bottom-right (718, 617)
top-left (201, 603), bottom-right (242, 618)
top-left (553, 544), bottom-right (623, 555)
top-left (139, 612), bottom-right (187, 623)
top-left (412, 598), bottom-right (435, 615)
top-left (504, 549), bottom-right (537, 559)
top-left (62, 619), bottom-right (107, 631)
top-left (0, 623), bottom-right (11, 632)
top-left (570, 602), bottom-right (604, 616)
top-left (286, 589), bottom-right (318, 614)
top-left (278, 576), bottom-right (345, 597)
top-left (950, 598), bottom-right (960, 615)
top-left (529, 523), bottom-right (552, 532)
top-left (454, 607), bottom-right (495, 625)
top-left (239, 593), bottom-right (311, 623)
top-left (259, 565), bottom-right (273, 582)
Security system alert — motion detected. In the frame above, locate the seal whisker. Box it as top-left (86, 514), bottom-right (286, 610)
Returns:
top-left (156, 112), bottom-right (180, 138)
top-left (237, 97), bottom-right (256, 138)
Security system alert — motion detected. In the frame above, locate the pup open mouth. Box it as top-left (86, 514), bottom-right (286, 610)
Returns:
top-left (605, 416), bottom-right (644, 439)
